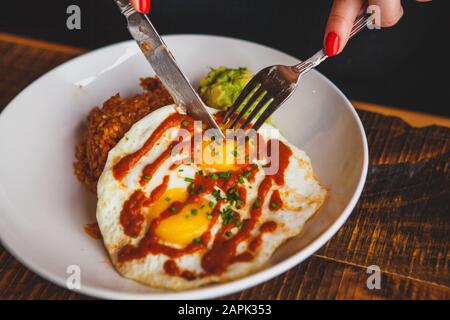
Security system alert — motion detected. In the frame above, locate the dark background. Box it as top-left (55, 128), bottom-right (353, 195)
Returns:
top-left (1, 0), bottom-right (448, 116)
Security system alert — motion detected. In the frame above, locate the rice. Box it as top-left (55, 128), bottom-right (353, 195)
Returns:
top-left (74, 77), bottom-right (173, 193)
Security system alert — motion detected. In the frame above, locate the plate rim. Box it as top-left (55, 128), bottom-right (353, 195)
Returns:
top-left (0, 34), bottom-right (369, 300)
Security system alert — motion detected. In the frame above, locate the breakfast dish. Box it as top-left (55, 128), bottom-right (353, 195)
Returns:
top-left (96, 104), bottom-right (326, 289)
top-left (0, 35), bottom-right (368, 299)
top-left (74, 67), bottom-right (326, 290)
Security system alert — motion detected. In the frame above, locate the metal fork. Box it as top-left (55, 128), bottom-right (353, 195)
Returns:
top-left (223, 14), bottom-right (373, 132)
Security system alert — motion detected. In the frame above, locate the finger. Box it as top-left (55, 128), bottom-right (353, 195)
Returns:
top-left (369, 0), bottom-right (403, 27)
top-left (324, 0), bottom-right (365, 56)
top-left (130, 0), bottom-right (151, 14)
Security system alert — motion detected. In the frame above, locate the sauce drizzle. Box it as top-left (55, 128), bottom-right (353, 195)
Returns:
top-left (113, 113), bottom-right (187, 180)
top-left (269, 190), bottom-right (283, 211)
top-left (114, 111), bottom-right (293, 278)
top-left (84, 222), bottom-right (102, 240)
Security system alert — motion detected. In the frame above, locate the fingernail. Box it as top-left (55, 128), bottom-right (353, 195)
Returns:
top-left (138, 0), bottom-right (150, 14)
top-left (325, 32), bottom-right (340, 57)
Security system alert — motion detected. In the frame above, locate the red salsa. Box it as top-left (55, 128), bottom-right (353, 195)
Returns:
top-left (113, 112), bottom-right (293, 279)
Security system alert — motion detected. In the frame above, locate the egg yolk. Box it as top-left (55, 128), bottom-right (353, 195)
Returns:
top-left (146, 188), bottom-right (188, 221)
top-left (198, 139), bottom-right (244, 172)
top-left (155, 198), bottom-right (211, 247)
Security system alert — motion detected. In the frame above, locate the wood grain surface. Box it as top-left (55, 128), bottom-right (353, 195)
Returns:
top-left (0, 34), bottom-right (449, 300)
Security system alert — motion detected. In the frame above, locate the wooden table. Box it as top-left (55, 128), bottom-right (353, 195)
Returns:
top-left (0, 33), bottom-right (449, 300)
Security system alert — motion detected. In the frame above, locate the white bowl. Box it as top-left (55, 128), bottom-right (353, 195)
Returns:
top-left (0, 35), bottom-right (368, 299)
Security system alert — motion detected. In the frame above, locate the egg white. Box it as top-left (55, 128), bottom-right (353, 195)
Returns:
top-left (97, 104), bottom-right (326, 290)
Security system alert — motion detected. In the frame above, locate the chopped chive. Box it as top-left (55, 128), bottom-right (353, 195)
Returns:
top-left (191, 209), bottom-right (198, 215)
top-left (200, 204), bottom-right (206, 209)
top-left (270, 202), bottom-right (279, 209)
top-left (225, 231), bottom-right (233, 237)
top-left (211, 173), bottom-right (219, 180)
top-left (144, 175), bottom-right (152, 180)
top-left (197, 185), bottom-right (204, 194)
top-left (227, 188), bottom-right (240, 202)
top-left (221, 207), bottom-right (234, 225)
top-left (253, 200), bottom-right (261, 209)
top-left (208, 201), bottom-right (214, 208)
top-left (235, 220), bottom-right (242, 227)
top-left (181, 119), bottom-right (189, 127)
top-left (232, 149), bottom-right (238, 157)
top-left (125, 136), bottom-right (129, 141)
top-left (198, 170), bottom-right (204, 176)
top-left (179, 169), bottom-right (184, 172)
top-left (170, 207), bottom-right (177, 212)
top-left (206, 213), bottom-right (213, 220)
top-left (243, 171), bottom-right (251, 178)
top-left (193, 237), bottom-right (202, 244)
top-left (245, 155), bottom-right (250, 161)
top-left (212, 189), bottom-right (222, 201)
top-left (184, 177), bottom-right (195, 183)
top-left (238, 176), bottom-right (245, 184)
top-left (165, 197), bottom-right (171, 202)
top-left (219, 171), bottom-right (231, 179)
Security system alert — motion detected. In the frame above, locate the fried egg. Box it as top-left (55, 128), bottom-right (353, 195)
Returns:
top-left (97, 104), bottom-right (326, 290)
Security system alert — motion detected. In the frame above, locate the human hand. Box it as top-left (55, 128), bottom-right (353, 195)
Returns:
top-left (324, 0), bottom-right (432, 56)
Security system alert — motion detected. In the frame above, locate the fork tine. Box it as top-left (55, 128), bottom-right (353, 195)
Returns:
top-left (228, 87), bottom-right (265, 129)
top-left (224, 77), bottom-right (261, 123)
top-left (238, 94), bottom-right (274, 130)
top-left (251, 98), bottom-right (282, 131)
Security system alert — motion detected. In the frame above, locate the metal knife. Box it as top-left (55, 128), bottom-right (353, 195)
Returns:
top-left (114, 0), bottom-right (224, 137)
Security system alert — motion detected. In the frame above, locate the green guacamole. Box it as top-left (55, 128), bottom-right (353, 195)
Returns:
top-left (198, 66), bottom-right (253, 110)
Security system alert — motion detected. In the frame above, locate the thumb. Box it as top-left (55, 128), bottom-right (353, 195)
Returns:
top-left (369, 0), bottom-right (403, 27)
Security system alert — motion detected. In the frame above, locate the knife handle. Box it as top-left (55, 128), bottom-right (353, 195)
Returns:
top-left (114, 0), bottom-right (166, 60)
top-left (114, 0), bottom-right (136, 17)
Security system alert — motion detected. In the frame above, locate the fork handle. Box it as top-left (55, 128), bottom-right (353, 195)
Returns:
top-left (349, 13), bottom-right (373, 39)
top-left (294, 13), bottom-right (373, 73)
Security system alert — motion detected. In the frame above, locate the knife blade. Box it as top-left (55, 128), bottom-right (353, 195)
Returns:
top-left (114, 0), bottom-right (224, 137)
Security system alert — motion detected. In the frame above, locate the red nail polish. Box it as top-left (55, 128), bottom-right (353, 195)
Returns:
top-left (325, 32), bottom-right (340, 57)
top-left (138, 0), bottom-right (150, 14)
